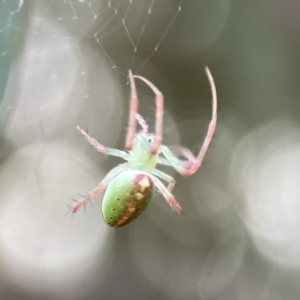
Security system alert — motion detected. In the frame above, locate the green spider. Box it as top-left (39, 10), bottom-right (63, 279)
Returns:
top-left (72, 67), bottom-right (217, 228)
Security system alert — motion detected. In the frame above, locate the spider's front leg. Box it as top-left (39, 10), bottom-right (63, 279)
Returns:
top-left (71, 164), bottom-right (126, 213)
top-left (76, 125), bottom-right (129, 160)
top-left (162, 66), bottom-right (217, 177)
top-left (132, 73), bottom-right (164, 155)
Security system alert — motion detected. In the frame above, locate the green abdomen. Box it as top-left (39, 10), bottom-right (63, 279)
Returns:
top-left (102, 170), bottom-right (154, 228)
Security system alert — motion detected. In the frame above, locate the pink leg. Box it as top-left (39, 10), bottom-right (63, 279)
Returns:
top-left (71, 164), bottom-right (126, 213)
top-left (179, 66), bottom-right (217, 177)
top-left (125, 70), bottom-right (138, 151)
top-left (72, 184), bottom-right (106, 213)
top-left (76, 125), bottom-right (129, 160)
top-left (135, 113), bottom-right (149, 134)
top-left (152, 169), bottom-right (176, 192)
top-left (133, 75), bottom-right (164, 155)
top-left (160, 67), bottom-right (217, 177)
top-left (149, 174), bottom-right (181, 213)
top-left (76, 125), bottom-right (108, 154)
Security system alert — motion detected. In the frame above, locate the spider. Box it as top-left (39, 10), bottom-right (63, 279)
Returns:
top-left (71, 67), bottom-right (217, 228)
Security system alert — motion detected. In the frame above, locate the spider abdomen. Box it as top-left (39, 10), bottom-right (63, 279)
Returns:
top-left (102, 170), bottom-right (154, 228)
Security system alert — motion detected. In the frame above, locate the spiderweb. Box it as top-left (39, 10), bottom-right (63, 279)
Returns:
top-left (0, 0), bottom-right (228, 93)
top-left (0, 0), bottom-right (184, 75)
top-left (0, 0), bottom-right (197, 144)
top-left (0, 0), bottom-right (230, 162)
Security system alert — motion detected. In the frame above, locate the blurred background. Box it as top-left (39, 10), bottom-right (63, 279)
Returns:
top-left (0, 0), bottom-right (300, 299)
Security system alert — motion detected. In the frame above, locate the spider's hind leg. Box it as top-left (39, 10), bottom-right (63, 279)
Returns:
top-left (71, 164), bottom-right (126, 213)
top-left (151, 168), bottom-right (175, 192)
top-left (149, 174), bottom-right (181, 213)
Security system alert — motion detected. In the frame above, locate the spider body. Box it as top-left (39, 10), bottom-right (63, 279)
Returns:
top-left (127, 132), bottom-right (158, 171)
top-left (72, 67), bottom-right (217, 228)
top-left (102, 132), bottom-right (157, 227)
top-left (102, 170), bottom-right (154, 227)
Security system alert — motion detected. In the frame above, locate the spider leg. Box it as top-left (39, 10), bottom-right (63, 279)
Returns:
top-left (161, 66), bottom-right (217, 177)
top-left (72, 164), bottom-right (126, 213)
top-left (135, 113), bottom-right (149, 134)
top-left (125, 70), bottom-right (138, 151)
top-left (76, 125), bottom-right (130, 160)
top-left (149, 174), bottom-right (181, 213)
top-left (157, 157), bottom-right (172, 166)
top-left (160, 145), bottom-right (186, 173)
top-left (151, 169), bottom-right (175, 192)
top-left (133, 74), bottom-right (164, 155)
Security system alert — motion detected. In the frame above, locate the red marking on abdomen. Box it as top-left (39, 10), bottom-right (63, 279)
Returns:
top-left (110, 174), bottom-right (153, 228)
